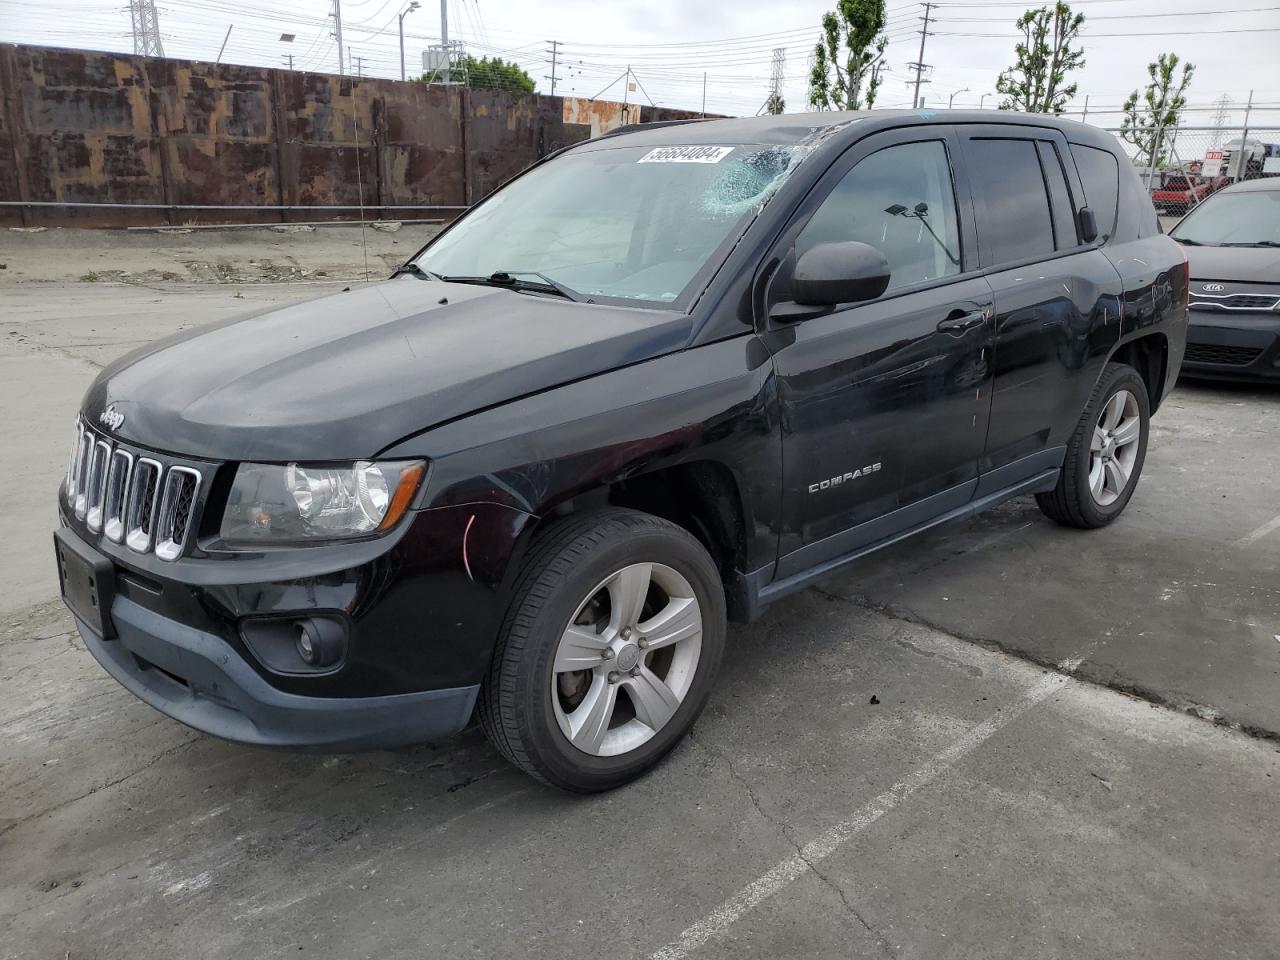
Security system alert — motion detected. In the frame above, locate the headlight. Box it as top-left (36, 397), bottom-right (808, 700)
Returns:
top-left (220, 460), bottom-right (425, 543)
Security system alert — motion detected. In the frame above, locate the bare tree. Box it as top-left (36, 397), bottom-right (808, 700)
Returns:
top-left (808, 0), bottom-right (889, 111)
top-left (995, 2), bottom-right (1086, 115)
top-left (1120, 53), bottom-right (1195, 167)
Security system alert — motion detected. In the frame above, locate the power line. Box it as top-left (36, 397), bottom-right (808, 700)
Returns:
top-left (934, 26), bottom-right (1280, 36)
top-left (933, 4), bottom-right (1280, 18)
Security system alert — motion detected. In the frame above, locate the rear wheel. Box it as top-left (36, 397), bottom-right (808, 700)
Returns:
top-left (478, 508), bottom-right (725, 792)
top-left (1036, 362), bottom-right (1150, 529)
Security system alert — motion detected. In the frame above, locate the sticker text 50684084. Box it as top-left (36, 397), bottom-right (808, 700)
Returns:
top-left (638, 145), bottom-right (735, 164)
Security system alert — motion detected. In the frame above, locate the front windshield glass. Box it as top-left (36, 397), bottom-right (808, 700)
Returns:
top-left (415, 143), bottom-right (810, 305)
top-left (1170, 190), bottom-right (1280, 246)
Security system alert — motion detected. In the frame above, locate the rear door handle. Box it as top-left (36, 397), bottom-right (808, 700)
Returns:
top-left (937, 309), bottom-right (988, 334)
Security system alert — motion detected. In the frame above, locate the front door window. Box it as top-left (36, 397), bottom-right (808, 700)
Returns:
top-left (796, 140), bottom-right (962, 294)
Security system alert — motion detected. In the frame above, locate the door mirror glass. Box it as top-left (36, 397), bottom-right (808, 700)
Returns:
top-left (1078, 206), bottom-right (1099, 243)
top-left (792, 241), bottom-right (892, 306)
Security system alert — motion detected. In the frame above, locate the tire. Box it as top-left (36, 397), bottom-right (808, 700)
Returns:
top-left (478, 508), bottom-right (726, 792)
top-left (1036, 362), bottom-right (1150, 529)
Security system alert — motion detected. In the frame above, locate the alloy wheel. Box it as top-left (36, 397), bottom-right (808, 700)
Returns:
top-left (551, 562), bottom-right (703, 757)
top-left (1089, 389), bottom-right (1141, 507)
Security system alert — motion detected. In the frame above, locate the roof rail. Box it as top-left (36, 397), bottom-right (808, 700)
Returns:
top-left (594, 118), bottom-right (714, 141)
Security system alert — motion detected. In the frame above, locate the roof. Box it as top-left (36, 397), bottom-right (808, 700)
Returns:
top-left (583, 108), bottom-right (1118, 151)
top-left (1219, 177), bottom-right (1280, 193)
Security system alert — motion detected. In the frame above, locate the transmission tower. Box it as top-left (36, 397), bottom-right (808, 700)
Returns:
top-left (764, 47), bottom-right (786, 115)
top-left (129, 0), bottom-right (165, 57)
top-left (1210, 94), bottom-right (1233, 139)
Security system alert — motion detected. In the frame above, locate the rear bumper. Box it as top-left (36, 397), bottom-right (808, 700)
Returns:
top-left (74, 595), bottom-right (478, 751)
top-left (1181, 309), bottom-right (1280, 382)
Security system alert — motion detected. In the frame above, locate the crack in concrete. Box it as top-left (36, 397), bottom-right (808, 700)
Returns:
top-left (0, 735), bottom-right (201, 841)
top-left (688, 729), bottom-right (896, 958)
top-left (812, 586), bottom-right (1280, 746)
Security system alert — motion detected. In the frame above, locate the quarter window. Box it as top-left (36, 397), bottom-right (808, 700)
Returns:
top-left (796, 140), bottom-right (961, 294)
top-left (967, 138), bottom-right (1055, 267)
top-left (1069, 143), bottom-right (1120, 241)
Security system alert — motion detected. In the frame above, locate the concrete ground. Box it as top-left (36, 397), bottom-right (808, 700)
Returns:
top-left (2, 238), bottom-right (1279, 959)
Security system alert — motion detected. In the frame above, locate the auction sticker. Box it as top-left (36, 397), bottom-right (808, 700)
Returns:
top-left (638, 145), bottom-right (735, 164)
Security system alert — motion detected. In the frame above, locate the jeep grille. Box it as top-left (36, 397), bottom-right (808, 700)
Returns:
top-left (65, 420), bottom-right (204, 561)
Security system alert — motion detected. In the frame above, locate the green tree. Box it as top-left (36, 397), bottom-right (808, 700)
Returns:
top-left (808, 0), bottom-right (889, 111)
top-left (1120, 53), bottom-right (1194, 167)
top-left (420, 55), bottom-right (535, 94)
top-left (995, 2), bottom-right (1085, 114)
top-left (765, 92), bottom-right (786, 115)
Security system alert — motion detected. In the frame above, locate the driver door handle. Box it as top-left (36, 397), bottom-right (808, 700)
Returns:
top-left (937, 309), bottom-right (988, 334)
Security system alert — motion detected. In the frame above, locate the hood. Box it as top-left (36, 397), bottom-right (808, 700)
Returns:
top-left (84, 278), bottom-right (693, 461)
top-left (1186, 245), bottom-right (1280, 285)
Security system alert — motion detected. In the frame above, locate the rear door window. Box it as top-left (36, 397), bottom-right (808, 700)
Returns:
top-left (966, 138), bottom-right (1055, 267)
top-left (1068, 143), bottom-right (1119, 241)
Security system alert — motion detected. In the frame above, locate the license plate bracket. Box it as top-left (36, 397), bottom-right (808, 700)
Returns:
top-left (54, 529), bottom-right (116, 639)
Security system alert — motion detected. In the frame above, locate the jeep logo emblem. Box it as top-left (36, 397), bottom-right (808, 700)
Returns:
top-left (1202, 283), bottom-right (1225, 292)
top-left (99, 405), bottom-right (125, 431)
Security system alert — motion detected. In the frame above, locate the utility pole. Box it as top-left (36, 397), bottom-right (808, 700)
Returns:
top-left (352, 52), bottom-right (366, 78)
top-left (399, 1), bottom-right (420, 81)
top-left (128, 0), bottom-right (165, 57)
top-left (1081, 94), bottom-right (1089, 123)
top-left (283, 54), bottom-right (294, 70)
top-left (1234, 89), bottom-right (1254, 181)
top-left (331, 0), bottom-right (345, 75)
top-left (215, 24), bottom-right (233, 63)
top-left (546, 39), bottom-right (559, 95)
top-left (701, 72), bottom-right (706, 117)
top-left (439, 0), bottom-right (451, 83)
top-left (909, 1), bottom-right (934, 110)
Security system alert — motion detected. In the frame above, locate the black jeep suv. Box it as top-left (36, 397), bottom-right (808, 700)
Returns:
top-left (56, 111), bottom-right (1187, 791)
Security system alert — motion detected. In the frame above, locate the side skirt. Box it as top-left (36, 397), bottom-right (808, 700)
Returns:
top-left (732, 466), bottom-right (1060, 621)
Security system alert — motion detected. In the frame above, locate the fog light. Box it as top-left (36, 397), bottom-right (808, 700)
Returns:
top-left (294, 618), bottom-right (344, 668)
top-left (296, 626), bottom-right (316, 663)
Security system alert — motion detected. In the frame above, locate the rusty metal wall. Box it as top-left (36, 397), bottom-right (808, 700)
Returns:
top-left (0, 44), bottom-right (721, 227)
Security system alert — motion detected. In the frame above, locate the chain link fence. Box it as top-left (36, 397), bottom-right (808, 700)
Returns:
top-left (1100, 123), bottom-right (1280, 218)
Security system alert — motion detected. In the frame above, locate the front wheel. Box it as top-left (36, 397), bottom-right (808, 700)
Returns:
top-left (478, 508), bottom-right (726, 792)
top-left (1036, 362), bottom-right (1150, 529)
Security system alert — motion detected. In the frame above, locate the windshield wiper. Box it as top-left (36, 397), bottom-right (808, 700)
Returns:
top-left (390, 262), bottom-right (443, 280)
top-left (1171, 237), bottom-right (1208, 246)
top-left (1220, 240), bottom-right (1280, 247)
top-left (441, 271), bottom-right (585, 302)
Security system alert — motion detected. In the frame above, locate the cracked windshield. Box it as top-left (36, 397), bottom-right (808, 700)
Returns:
top-left (415, 143), bottom-right (809, 303)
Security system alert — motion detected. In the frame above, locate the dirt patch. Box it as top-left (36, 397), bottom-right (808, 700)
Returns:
top-left (1, 223), bottom-right (443, 288)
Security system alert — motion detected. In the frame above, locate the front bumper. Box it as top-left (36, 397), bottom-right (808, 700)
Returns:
top-left (57, 497), bottom-right (535, 751)
top-left (74, 595), bottom-right (478, 750)
top-left (1181, 309), bottom-right (1280, 382)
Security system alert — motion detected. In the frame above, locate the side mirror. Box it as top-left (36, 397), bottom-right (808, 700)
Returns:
top-left (791, 241), bottom-right (891, 308)
top-left (1078, 207), bottom-right (1099, 243)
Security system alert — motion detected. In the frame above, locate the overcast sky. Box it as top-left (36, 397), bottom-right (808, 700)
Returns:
top-left (2, 0), bottom-right (1278, 128)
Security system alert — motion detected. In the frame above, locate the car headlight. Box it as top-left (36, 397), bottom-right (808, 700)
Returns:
top-left (220, 460), bottom-right (425, 543)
